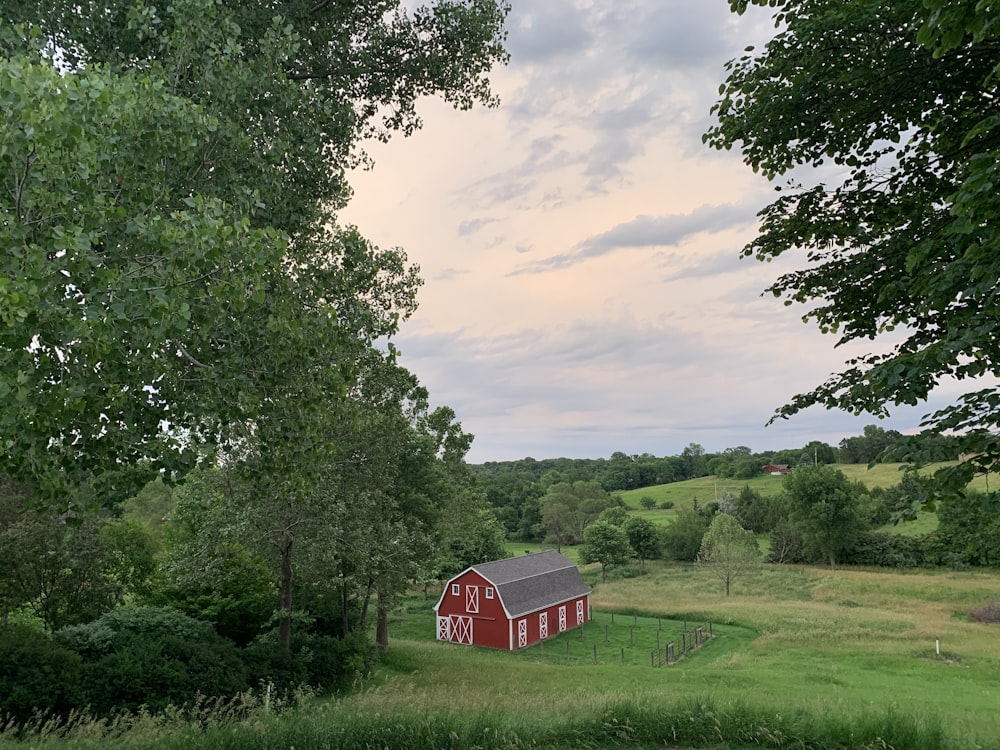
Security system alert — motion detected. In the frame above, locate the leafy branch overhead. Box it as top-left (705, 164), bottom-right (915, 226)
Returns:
top-left (707, 0), bottom-right (1000, 485)
top-left (0, 1), bottom-right (510, 496)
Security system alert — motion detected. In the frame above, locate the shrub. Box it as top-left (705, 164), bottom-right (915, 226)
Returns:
top-left (639, 496), bottom-right (656, 510)
top-left (0, 624), bottom-right (82, 725)
top-left (842, 531), bottom-right (926, 568)
top-left (57, 606), bottom-right (248, 716)
top-left (969, 601), bottom-right (1000, 624)
top-left (242, 629), bottom-right (377, 695)
top-left (658, 500), bottom-right (674, 510)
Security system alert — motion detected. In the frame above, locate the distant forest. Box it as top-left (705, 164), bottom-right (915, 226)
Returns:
top-left (469, 425), bottom-right (961, 542)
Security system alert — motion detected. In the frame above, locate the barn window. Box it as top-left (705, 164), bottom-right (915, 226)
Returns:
top-left (485, 588), bottom-right (494, 599)
top-left (452, 584), bottom-right (460, 596)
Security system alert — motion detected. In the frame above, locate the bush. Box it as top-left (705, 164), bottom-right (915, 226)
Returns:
top-left (842, 531), bottom-right (926, 568)
top-left (658, 500), bottom-right (674, 510)
top-left (639, 496), bottom-right (657, 509)
top-left (57, 606), bottom-right (248, 716)
top-left (242, 629), bottom-right (377, 695)
top-left (969, 601), bottom-right (1000, 624)
top-left (0, 624), bottom-right (82, 725)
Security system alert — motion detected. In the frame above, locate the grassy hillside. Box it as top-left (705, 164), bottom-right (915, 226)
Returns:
top-left (364, 562), bottom-right (1000, 746)
top-left (7, 563), bottom-right (999, 749)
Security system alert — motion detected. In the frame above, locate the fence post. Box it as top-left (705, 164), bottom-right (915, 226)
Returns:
top-left (593, 644), bottom-right (597, 663)
top-left (656, 631), bottom-right (660, 648)
top-left (682, 632), bottom-right (687, 653)
top-left (630, 627), bottom-right (634, 646)
top-left (709, 621), bottom-right (713, 637)
top-left (633, 613), bottom-right (637, 626)
top-left (566, 640), bottom-right (569, 655)
top-left (620, 647), bottom-right (624, 664)
top-left (611, 612), bottom-right (615, 624)
top-left (605, 624), bottom-right (608, 642)
top-left (658, 617), bottom-right (661, 632)
top-left (650, 651), bottom-right (654, 668)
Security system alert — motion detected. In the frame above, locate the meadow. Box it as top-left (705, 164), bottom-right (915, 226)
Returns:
top-left (8, 561), bottom-right (998, 749)
top-left (362, 563), bottom-right (1000, 743)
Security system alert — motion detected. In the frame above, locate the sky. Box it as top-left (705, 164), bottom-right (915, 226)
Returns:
top-left (340, 0), bottom-right (963, 463)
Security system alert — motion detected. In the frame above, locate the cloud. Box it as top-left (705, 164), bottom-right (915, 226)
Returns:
top-left (511, 201), bottom-right (759, 274)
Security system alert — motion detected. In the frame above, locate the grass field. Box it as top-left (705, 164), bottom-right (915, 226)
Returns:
top-left (363, 561), bottom-right (1000, 746)
top-left (5, 562), bottom-right (999, 749)
top-left (619, 462), bottom-right (1000, 511)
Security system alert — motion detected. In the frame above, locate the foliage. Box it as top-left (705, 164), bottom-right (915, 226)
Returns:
top-left (839, 425), bottom-right (904, 465)
top-left (579, 521), bottom-right (633, 582)
top-left (539, 480), bottom-right (613, 548)
top-left (708, 0), bottom-right (1000, 488)
top-left (968, 601), bottom-right (1000, 624)
top-left (55, 606), bottom-right (247, 716)
top-left (782, 465), bottom-right (869, 567)
top-left (928, 491), bottom-right (1000, 567)
top-left (841, 531), bottom-right (926, 569)
top-left (624, 516), bottom-right (660, 569)
top-left (1, 1), bottom-right (510, 499)
top-left (698, 514), bottom-right (761, 595)
top-left (660, 507), bottom-right (711, 562)
top-left (0, 488), bottom-right (156, 630)
top-left (0, 624), bottom-right (82, 725)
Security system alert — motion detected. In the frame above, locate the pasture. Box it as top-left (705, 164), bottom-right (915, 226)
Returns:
top-left (4, 562), bottom-right (999, 749)
top-left (366, 562), bottom-right (1000, 747)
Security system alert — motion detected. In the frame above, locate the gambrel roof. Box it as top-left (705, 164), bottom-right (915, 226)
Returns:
top-left (467, 550), bottom-right (590, 618)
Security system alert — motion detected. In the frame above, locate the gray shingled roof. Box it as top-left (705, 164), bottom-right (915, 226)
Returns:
top-left (471, 550), bottom-right (590, 618)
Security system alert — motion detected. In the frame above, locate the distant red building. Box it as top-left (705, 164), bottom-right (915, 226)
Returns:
top-left (433, 550), bottom-right (591, 650)
top-left (763, 464), bottom-right (791, 475)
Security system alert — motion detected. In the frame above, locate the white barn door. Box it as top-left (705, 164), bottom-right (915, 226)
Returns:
top-left (466, 585), bottom-right (479, 613)
top-left (517, 619), bottom-right (527, 648)
top-left (437, 615), bottom-right (473, 644)
top-left (558, 605), bottom-right (567, 632)
top-left (451, 615), bottom-right (473, 644)
top-left (539, 612), bottom-right (548, 640)
top-left (436, 616), bottom-right (450, 642)
top-left (576, 600), bottom-right (585, 625)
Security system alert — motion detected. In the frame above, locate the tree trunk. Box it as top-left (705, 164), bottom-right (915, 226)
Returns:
top-left (340, 579), bottom-right (350, 635)
top-left (359, 576), bottom-right (374, 629)
top-left (376, 588), bottom-right (389, 651)
top-left (278, 533), bottom-right (294, 651)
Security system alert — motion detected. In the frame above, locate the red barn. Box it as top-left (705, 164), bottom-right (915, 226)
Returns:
top-left (434, 550), bottom-right (591, 650)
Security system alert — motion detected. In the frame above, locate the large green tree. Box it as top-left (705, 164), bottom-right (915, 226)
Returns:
top-left (782, 465), bottom-right (867, 568)
top-left (707, 0), bottom-right (1000, 486)
top-left (580, 520), bottom-right (633, 582)
top-left (1, 0), bottom-right (509, 496)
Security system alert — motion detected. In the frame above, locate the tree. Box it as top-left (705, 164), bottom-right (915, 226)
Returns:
top-left (782, 465), bottom-right (867, 568)
top-left (838, 426), bottom-right (904, 465)
top-left (1, 0), bottom-right (510, 497)
top-left (0, 492), bottom-right (156, 630)
top-left (660, 507), bottom-right (711, 562)
top-left (624, 516), bottom-right (660, 569)
top-left (698, 514), bottom-right (761, 596)
top-left (539, 480), bottom-right (613, 549)
top-left (707, 1), bottom-right (1000, 487)
top-left (580, 521), bottom-right (633, 582)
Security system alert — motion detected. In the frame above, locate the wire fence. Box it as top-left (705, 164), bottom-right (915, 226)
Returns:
top-left (517, 612), bottom-right (714, 667)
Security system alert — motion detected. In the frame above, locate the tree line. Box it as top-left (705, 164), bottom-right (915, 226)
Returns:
top-left (559, 465), bottom-right (1000, 591)
top-left (473, 425), bottom-right (961, 542)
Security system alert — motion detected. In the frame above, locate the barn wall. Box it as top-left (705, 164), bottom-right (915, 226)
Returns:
top-left (435, 569), bottom-right (509, 649)
top-left (512, 595), bottom-right (590, 650)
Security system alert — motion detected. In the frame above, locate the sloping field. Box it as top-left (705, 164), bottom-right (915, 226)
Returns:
top-left (355, 562), bottom-right (1000, 747)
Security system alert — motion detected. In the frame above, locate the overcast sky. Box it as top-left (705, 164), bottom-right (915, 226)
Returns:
top-left (340, 0), bottom-right (961, 463)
